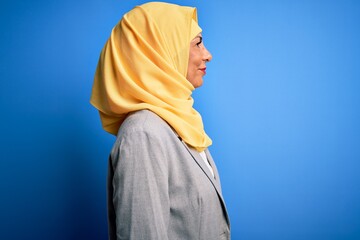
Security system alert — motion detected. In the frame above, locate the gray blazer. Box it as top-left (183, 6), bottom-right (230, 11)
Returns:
top-left (107, 110), bottom-right (230, 240)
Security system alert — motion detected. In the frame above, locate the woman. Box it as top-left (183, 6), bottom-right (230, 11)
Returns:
top-left (90, 2), bottom-right (230, 239)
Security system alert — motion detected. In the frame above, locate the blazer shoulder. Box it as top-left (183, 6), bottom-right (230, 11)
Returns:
top-left (117, 109), bottom-right (175, 140)
top-left (111, 109), bottom-right (179, 160)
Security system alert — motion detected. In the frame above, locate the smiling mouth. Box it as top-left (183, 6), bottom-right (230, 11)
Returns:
top-left (199, 68), bottom-right (207, 74)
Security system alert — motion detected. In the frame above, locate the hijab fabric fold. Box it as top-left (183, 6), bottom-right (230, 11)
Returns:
top-left (90, 2), bottom-right (212, 151)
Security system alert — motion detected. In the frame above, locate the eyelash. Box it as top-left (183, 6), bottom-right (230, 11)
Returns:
top-left (196, 37), bottom-right (203, 47)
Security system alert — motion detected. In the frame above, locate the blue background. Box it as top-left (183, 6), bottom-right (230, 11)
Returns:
top-left (1, 0), bottom-right (359, 239)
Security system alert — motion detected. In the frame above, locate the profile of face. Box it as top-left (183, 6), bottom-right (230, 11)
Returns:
top-left (186, 33), bottom-right (213, 88)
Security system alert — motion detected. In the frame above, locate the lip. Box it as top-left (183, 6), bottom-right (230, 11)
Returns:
top-left (199, 67), bottom-right (207, 74)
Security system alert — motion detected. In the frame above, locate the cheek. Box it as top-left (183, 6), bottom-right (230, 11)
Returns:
top-left (187, 48), bottom-right (203, 82)
top-left (187, 54), bottom-right (196, 74)
top-left (191, 52), bottom-right (202, 66)
top-left (188, 57), bottom-right (200, 75)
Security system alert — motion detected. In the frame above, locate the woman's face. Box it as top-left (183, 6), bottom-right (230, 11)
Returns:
top-left (186, 33), bottom-right (212, 88)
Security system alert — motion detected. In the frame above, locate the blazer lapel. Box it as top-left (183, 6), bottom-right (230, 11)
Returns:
top-left (179, 139), bottom-right (231, 227)
top-left (205, 149), bottom-right (231, 226)
top-left (180, 142), bottom-right (223, 199)
top-left (169, 128), bottom-right (227, 210)
top-left (204, 149), bottom-right (221, 191)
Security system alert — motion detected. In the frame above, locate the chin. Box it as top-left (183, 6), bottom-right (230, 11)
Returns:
top-left (193, 79), bottom-right (204, 88)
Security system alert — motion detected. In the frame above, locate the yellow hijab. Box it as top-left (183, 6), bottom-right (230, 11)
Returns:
top-left (90, 2), bottom-right (212, 151)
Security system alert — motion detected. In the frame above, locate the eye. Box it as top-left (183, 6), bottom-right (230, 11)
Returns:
top-left (196, 36), bottom-right (203, 47)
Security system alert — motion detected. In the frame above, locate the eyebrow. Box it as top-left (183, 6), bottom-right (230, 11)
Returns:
top-left (193, 36), bottom-right (202, 42)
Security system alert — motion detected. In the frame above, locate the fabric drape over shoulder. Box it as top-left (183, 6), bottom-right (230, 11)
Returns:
top-left (90, 2), bottom-right (212, 151)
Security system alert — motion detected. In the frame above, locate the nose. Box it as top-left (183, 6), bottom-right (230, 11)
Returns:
top-left (203, 46), bottom-right (212, 62)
